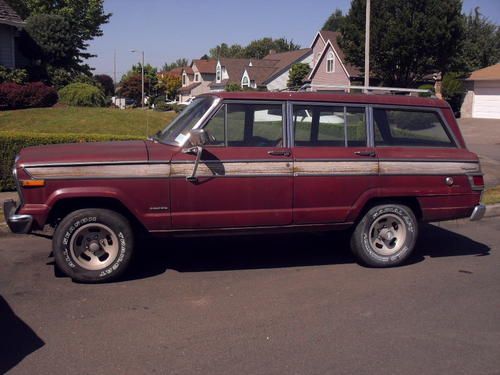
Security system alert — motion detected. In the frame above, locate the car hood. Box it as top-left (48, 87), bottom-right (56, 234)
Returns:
top-left (18, 140), bottom-right (150, 166)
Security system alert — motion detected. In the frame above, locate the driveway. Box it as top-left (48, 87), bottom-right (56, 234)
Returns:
top-left (457, 118), bottom-right (500, 187)
top-left (1, 218), bottom-right (499, 375)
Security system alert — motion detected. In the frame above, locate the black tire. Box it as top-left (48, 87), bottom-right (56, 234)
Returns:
top-left (350, 204), bottom-right (417, 267)
top-left (53, 209), bottom-right (134, 283)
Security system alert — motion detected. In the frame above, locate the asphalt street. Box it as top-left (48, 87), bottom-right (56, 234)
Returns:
top-left (1, 217), bottom-right (499, 375)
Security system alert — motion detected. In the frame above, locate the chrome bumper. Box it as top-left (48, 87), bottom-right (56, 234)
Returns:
top-left (470, 204), bottom-right (486, 221)
top-left (3, 199), bottom-right (32, 234)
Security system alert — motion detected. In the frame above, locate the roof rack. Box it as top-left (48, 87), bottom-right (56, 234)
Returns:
top-left (298, 84), bottom-right (434, 97)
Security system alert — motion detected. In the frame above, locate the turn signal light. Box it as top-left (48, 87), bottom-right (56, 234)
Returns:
top-left (21, 179), bottom-right (45, 187)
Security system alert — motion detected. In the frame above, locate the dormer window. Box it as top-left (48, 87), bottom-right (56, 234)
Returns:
top-left (242, 76), bottom-right (249, 87)
top-left (327, 51), bottom-right (335, 73)
top-left (182, 74), bottom-right (186, 85)
top-left (195, 73), bottom-right (200, 82)
top-left (216, 63), bottom-right (221, 83)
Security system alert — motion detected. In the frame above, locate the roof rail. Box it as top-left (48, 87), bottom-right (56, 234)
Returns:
top-left (298, 84), bottom-right (434, 96)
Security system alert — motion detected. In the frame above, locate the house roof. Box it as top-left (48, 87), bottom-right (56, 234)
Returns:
top-left (262, 48), bottom-right (312, 83)
top-left (309, 30), bottom-right (361, 78)
top-left (182, 67), bottom-right (194, 77)
top-left (219, 58), bottom-right (253, 84)
top-left (0, 0), bottom-right (24, 27)
top-left (246, 66), bottom-right (278, 85)
top-left (467, 63), bottom-right (500, 81)
top-left (157, 67), bottom-right (184, 78)
top-left (192, 59), bottom-right (217, 74)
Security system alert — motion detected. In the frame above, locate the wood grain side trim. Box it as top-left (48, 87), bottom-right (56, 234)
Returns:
top-left (26, 164), bottom-right (171, 179)
top-left (170, 161), bottom-right (292, 177)
top-left (294, 161), bottom-right (378, 176)
top-left (379, 161), bottom-right (480, 175)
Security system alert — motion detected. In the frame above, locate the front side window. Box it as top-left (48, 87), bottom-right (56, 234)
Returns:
top-left (373, 108), bottom-right (455, 147)
top-left (293, 105), bottom-right (366, 147)
top-left (158, 96), bottom-right (217, 145)
top-left (204, 103), bottom-right (284, 147)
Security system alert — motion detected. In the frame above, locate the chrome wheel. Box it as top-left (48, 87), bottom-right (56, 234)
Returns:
top-left (368, 213), bottom-right (407, 256)
top-left (69, 223), bottom-right (119, 271)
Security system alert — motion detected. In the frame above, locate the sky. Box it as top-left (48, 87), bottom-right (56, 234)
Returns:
top-left (86, 0), bottom-right (500, 80)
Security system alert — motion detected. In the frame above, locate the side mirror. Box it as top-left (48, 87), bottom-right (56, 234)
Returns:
top-left (189, 128), bottom-right (209, 147)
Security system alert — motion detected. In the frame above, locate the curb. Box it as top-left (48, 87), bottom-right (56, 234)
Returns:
top-left (484, 204), bottom-right (500, 219)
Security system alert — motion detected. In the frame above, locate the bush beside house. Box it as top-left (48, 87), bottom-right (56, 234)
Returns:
top-left (0, 82), bottom-right (58, 109)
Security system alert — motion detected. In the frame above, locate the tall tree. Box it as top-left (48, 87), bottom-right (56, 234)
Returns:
top-left (460, 7), bottom-right (500, 73)
top-left (161, 58), bottom-right (190, 72)
top-left (340, 0), bottom-right (464, 87)
top-left (121, 64), bottom-right (158, 96)
top-left (322, 9), bottom-right (346, 32)
top-left (208, 38), bottom-right (301, 59)
top-left (94, 74), bottom-right (115, 96)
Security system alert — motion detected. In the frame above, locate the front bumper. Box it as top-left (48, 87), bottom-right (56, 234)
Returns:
top-left (3, 199), bottom-right (32, 234)
top-left (470, 204), bottom-right (486, 221)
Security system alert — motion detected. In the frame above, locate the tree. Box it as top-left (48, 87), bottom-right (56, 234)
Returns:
top-left (340, 0), bottom-right (464, 87)
top-left (157, 73), bottom-right (181, 100)
top-left (161, 58), bottom-right (189, 71)
top-left (208, 38), bottom-right (301, 59)
top-left (322, 9), bottom-right (346, 32)
top-left (119, 74), bottom-right (150, 104)
top-left (94, 74), bottom-right (115, 96)
top-left (460, 7), bottom-right (500, 73)
top-left (122, 64), bottom-right (158, 96)
top-left (287, 63), bottom-right (311, 88)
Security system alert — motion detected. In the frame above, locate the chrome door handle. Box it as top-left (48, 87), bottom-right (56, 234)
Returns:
top-left (268, 150), bottom-right (291, 157)
top-left (354, 151), bottom-right (376, 157)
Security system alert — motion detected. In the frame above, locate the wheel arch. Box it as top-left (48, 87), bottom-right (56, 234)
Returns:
top-left (352, 196), bottom-right (423, 225)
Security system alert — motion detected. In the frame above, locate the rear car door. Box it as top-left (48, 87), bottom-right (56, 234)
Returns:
top-left (291, 102), bottom-right (377, 224)
top-left (170, 100), bottom-right (293, 229)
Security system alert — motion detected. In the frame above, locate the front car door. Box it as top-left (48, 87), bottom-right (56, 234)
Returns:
top-left (170, 100), bottom-right (293, 229)
top-left (291, 102), bottom-right (377, 224)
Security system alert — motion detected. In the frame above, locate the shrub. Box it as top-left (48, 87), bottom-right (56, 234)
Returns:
top-left (0, 132), bottom-right (140, 191)
top-left (417, 84), bottom-right (435, 98)
top-left (0, 82), bottom-right (58, 110)
top-left (0, 66), bottom-right (28, 84)
top-left (58, 83), bottom-right (106, 107)
top-left (442, 73), bottom-right (465, 114)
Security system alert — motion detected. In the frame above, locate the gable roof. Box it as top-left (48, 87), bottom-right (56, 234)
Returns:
top-left (192, 59), bottom-right (217, 74)
top-left (467, 63), bottom-right (500, 81)
top-left (262, 48), bottom-right (312, 83)
top-left (0, 0), bottom-right (24, 27)
top-left (182, 66), bottom-right (194, 77)
top-left (308, 31), bottom-right (361, 79)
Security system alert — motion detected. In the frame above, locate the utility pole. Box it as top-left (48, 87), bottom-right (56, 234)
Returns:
top-left (131, 49), bottom-right (145, 109)
top-left (113, 49), bottom-right (117, 90)
top-left (364, 0), bottom-right (371, 91)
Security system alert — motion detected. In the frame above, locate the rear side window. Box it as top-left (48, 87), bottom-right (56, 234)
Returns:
top-left (293, 105), bottom-right (366, 147)
top-left (373, 108), bottom-right (455, 147)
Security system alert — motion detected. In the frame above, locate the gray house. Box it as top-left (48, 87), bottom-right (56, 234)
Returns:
top-left (0, 0), bottom-right (25, 68)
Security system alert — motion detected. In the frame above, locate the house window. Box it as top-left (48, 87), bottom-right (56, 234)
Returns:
top-left (216, 65), bottom-right (221, 82)
top-left (182, 74), bottom-right (186, 85)
top-left (327, 51), bottom-right (335, 73)
top-left (195, 73), bottom-right (200, 82)
top-left (242, 76), bottom-right (249, 87)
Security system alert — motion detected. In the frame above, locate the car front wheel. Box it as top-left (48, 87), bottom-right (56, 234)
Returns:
top-left (53, 209), bottom-right (134, 283)
top-left (350, 204), bottom-right (417, 267)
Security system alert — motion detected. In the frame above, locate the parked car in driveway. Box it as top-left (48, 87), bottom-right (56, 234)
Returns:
top-left (4, 91), bottom-right (485, 282)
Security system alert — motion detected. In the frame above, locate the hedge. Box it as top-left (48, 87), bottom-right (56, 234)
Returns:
top-left (0, 132), bottom-right (141, 191)
top-left (0, 82), bottom-right (58, 110)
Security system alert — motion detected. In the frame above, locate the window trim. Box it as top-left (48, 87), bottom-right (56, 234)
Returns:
top-left (370, 105), bottom-right (458, 148)
top-left (201, 100), bottom-right (287, 148)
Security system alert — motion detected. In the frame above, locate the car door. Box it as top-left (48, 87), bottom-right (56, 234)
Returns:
top-left (170, 100), bottom-right (293, 229)
top-left (291, 102), bottom-right (377, 224)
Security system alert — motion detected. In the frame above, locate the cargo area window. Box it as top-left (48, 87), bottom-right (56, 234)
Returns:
top-left (373, 108), bottom-right (455, 147)
top-left (293, 105), bottom-right (366, 147)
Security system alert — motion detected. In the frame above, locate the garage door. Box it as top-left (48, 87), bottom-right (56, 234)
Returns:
top-left (473, 82), bottom-right (500, 119)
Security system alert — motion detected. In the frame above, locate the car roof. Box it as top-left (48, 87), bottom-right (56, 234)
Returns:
top-left (202, 91), bottom-right (449, 109)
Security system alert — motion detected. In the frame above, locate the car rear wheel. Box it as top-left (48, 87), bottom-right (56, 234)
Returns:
top-left (53, 209), bottom-right (134, 283)
top-left (350, 204), bottom-right (417, 267)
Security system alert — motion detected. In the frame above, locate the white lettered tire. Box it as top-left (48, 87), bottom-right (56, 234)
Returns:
top-left (350, 204), bottom-right (417, 267)
top-left (53, 209), bottom-right (134, 283)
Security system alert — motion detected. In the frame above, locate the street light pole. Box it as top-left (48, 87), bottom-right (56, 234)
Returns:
top-left (131, 49), bottom-right (145, 109)
top-left (364, 0), bottom-right (370, 91)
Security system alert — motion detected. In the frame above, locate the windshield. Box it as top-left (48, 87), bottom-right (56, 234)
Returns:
top-left (158, 96), bottom-right (217, 145)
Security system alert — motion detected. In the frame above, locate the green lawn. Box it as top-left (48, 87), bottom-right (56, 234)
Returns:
top-left (0, 107), bottom-right (177, 137)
